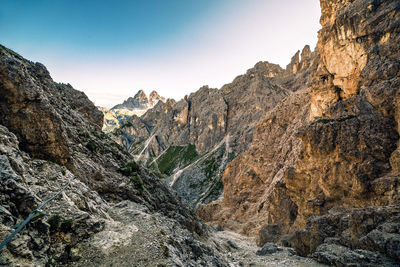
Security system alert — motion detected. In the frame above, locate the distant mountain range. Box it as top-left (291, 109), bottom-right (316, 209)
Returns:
top-left (111, 90), bottom-right (165, 111)
top-left (100, 90), bottom-right (166, 132)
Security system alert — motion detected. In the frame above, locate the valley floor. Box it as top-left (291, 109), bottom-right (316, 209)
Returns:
top-left (211, 230), bottom-right (325, 267)
top-left (70, 200), bottom-right (324, 267)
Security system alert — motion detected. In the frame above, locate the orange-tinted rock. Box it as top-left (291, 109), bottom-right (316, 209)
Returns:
top-left (198, 1), bottom-right (400, 257)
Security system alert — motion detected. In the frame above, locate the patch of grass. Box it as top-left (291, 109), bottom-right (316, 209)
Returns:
top-left (201, 179), bottom-right (224, 205)
top-left (157, 145), bottom-right (199, 176)
top-left (130, 174), bottom-right (144, 188)
top-left (314, 117), bottom-right (332, 124)
top-left (203, 157), bottom-right (219, 178)
top-left (130, 174), bottom-right (144, 194)
top-left (4, 47), bottom-right (22, 58)
top-left (77, 129), bottom-right (90, 139)
top-left (227, 152), bottom-right (236, 163)
top-left (47, 214), bottom-right (62, 232)
top-left (91, 129), bottom-right (105, 139)
top-left (157, 146), bottom-right (184, 175)
top-left (47, 214), bottom-right (74, 233)
top-left (85, 139), bottom-right (99, 152)
top-left (60, 219), bottom-right (73, 232)
top-left (121, 161), bottom-right (140, 176)
top-left (37, 162), bottom-right (45, 172)
top-left (182, 144), bottom-right (198, 163)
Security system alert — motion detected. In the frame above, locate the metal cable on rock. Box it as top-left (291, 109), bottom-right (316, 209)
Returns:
top-left (0, 177), bottom-right (71, 251)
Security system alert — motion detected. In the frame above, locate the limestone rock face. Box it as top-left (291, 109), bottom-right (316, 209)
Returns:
top-left (113, 61), bottom-right (296, 207)
top-left (100, 108), bottom-right (146, 133)
top-left (111, 89), bottom-right (165, 111)
top-left (119, 61), bottom-right (289, 158)
top-left (310, 0), bottom-right (400, 119)
top-left (0, 45), bottom-right (103, 165)
top-left (0, 46), bottom-right (229, 266)
top-left (283, 206), bottom-right (400, 266)
top-left (194, 47), bottom-right (319, 233)
top-left (198, 2), bottom-right (400, 265)
top-left (197, 87), bottom-right (312, 237)
top-left (101, 90), bottom-right (165, 133)
top-left (149, 90), bottom-right (165, 107)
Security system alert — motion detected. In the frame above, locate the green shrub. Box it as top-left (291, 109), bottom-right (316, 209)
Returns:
top-left (130, 174), bottom-right (144, 194)
top-left (47, 214), bottom-right (61, 231)
top-left (121, 161), bottom-right (140, 176)
top-left (4, 47), bottom-right (21, 58)
top-left (204, 157), bottom-right (219, 178)
top-left (157, 145), bottom-right (199, 175)
top-left (60, 219), bottom-right (73, 232)
top-left (314, 118), bottom-right (331, 124)
top-left (78, 129), bottom-right (90, 139)
top-left (227, 152), bottom-right (236, 162)
top-left (86, 139), bottom-right (98, 152)
top-left (47, 214), bottom-right (74, 232)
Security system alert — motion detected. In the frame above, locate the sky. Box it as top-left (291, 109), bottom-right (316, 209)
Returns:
top-left (1, 0), bottom-right (321, 108)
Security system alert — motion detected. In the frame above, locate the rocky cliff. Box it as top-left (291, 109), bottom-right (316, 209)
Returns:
top-left (111, 90), bottom-right (165, 111)
top-left (198, 0), bottom-right (400, 265)
top-left (3, 0), bottom-right (396, 265)
top-left (0, 43), bottom-right (327, 267)
top-left (112, 55), bottom-right (318, 208)
top-left (0, 45), bottom-right (233, 266)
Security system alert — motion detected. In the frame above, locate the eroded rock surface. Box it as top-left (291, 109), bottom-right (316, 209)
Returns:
top-left (101, 90), bottom-right (166, 133)
top-left (198, 0), bottom-right (400, 265)
top-left (111, 90), bottom-right (165, 111)
top-left (113, 53), bottom-right (316, 208)
top-left (0, 46), bottom-right (229, 266)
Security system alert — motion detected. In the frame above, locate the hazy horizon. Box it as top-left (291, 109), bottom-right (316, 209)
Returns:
top-left (1, 0), bottom-right (321, 108)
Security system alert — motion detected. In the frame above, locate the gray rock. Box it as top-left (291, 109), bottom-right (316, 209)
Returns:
top-left (256, 243), bottom-right (282, 256)
top-left (313, 243), bottom-right (399, 267)
top-left (0, 45), bottom-right (229, 266)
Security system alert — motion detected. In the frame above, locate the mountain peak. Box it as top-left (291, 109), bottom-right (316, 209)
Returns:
top-left (134, 89), bottom-right (147, 98)
top-left (149, 90), bottom-right (159, 97)
top-left (111, 89), bottom-right (163, 111)
top-left (105, 89), bottom-right (166, 131)
top-left (149, 90), bottom-right (166, 107)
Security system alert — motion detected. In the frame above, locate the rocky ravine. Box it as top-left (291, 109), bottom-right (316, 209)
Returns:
top-left (0, 45), bottom-right (326, 267)
top-left (112, 46), bottom-right (318, 208)
top-left (198, 0), bottom-right (400, 266)
top-left (0, 44), bottom-right (218, 266)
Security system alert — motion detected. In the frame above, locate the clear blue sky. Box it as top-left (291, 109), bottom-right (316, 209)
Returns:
top-left (1, 0), bottom-right (321, 108)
